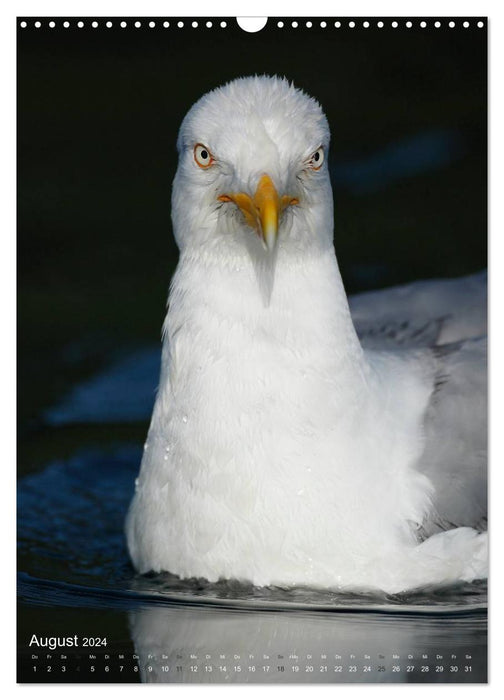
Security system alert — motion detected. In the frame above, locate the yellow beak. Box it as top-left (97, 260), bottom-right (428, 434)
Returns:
top-left (218, 174), bottom-right (298, 251)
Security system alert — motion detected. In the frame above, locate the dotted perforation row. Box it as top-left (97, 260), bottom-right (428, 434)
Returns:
top-left (19, 18), bottom-right (486, 30)
top-left (19, 19), bottom-right (229, 29)
top-left (281, 19), bottom-right (485, 29)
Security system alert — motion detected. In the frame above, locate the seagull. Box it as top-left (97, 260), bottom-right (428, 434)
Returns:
top-left (126, 76), bottom-right (487, 594)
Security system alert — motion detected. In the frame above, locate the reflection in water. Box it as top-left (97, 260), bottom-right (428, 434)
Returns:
top-left (130, 605), bottom-right (486, 683)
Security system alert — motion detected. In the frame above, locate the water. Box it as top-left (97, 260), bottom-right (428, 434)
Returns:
top-left (17, 350), bottom-right (487, 683)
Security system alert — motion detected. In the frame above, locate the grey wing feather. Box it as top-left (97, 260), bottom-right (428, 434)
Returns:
top-left (417, 337), bottom-right (487, 535)
top-left (350, 270), bottom-right (487, 349)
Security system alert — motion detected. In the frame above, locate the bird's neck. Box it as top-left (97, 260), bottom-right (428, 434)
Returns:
top-left (164, 243), bottom-right (367, 390)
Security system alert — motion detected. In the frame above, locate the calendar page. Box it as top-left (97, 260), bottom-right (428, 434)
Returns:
top-left (17, 15), bottom-right (488, 684)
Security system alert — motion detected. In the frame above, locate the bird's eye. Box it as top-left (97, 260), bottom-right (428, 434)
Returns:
top-left (308, 147), bottom-right (324, 170)
top-left (194, 143), bottom-right (215, 168)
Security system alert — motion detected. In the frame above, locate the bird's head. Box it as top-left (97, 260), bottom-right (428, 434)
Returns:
top-left (172, 76), bottom-right (333, 261)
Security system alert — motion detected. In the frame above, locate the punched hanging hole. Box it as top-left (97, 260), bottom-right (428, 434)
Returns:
top-left (237, 17), bottom-right (268, 32)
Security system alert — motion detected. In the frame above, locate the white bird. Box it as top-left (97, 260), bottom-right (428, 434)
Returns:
top-left (126, 76), bottom-right (487, 594)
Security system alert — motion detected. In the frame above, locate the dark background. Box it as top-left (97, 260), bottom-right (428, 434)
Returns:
top-left (17, 17), bottom-right (487, 467)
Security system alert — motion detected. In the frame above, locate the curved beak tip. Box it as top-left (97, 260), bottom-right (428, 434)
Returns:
top-left (263, 223), bottom-right (277, 252)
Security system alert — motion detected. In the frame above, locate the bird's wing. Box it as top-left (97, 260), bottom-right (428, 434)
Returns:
top-left (349, 270), bottom-right (487, 349)
top-left (353, 271), bottom-right (487, 534)
top-left (417, 336), bottom-right (487, 535)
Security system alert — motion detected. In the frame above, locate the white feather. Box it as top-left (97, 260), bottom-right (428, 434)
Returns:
top-left (126, 76), bottom-right (487, 594)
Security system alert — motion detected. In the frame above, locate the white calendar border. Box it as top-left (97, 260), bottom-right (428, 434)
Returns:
top-left (4, 0), bottom-right (503, 697)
